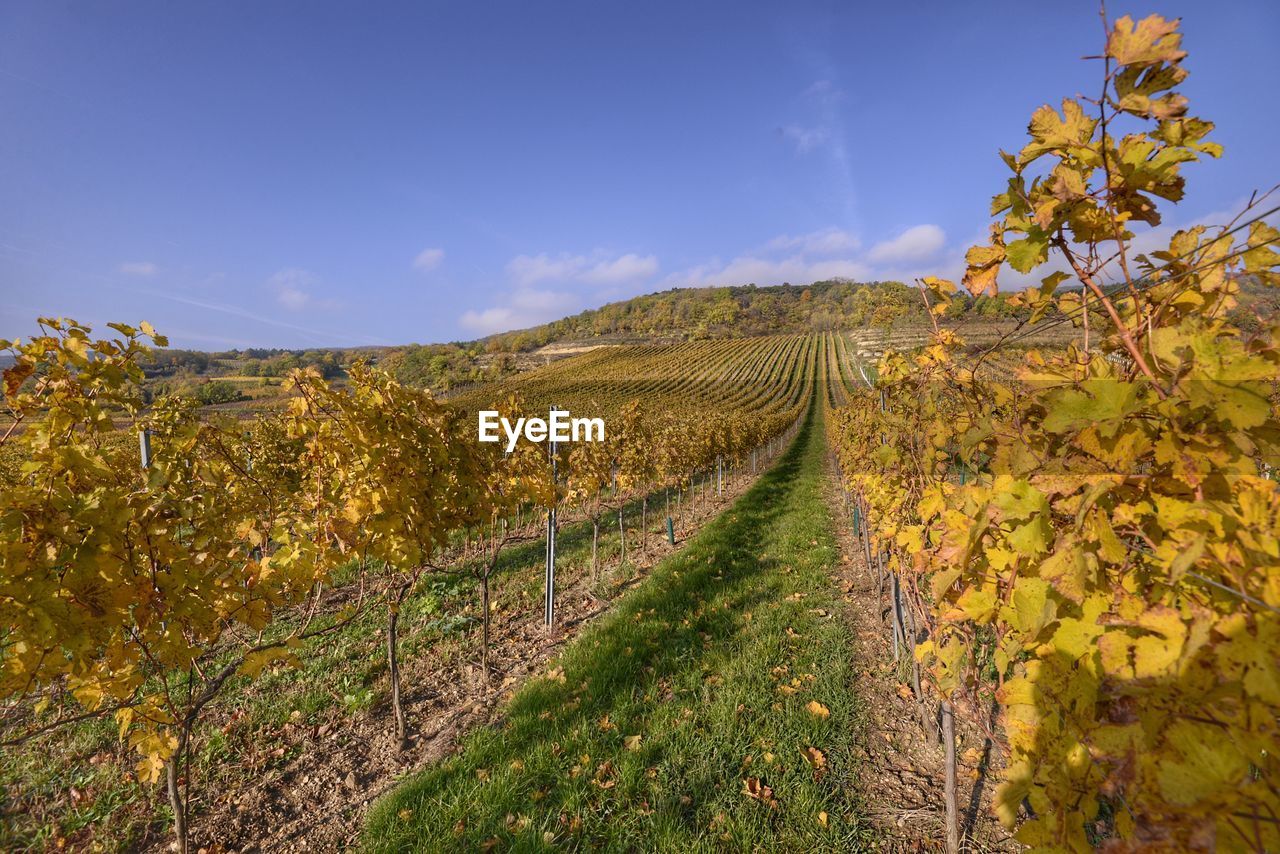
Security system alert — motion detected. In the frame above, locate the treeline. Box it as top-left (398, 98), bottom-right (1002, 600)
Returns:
top-left (141, 348), bottom-right (354, 379)
top-left (482, 280), bottom-right (1032, 352)
top-left (140, 343), bottom-right (514, 396)
top-left (377, 343), bottom-right (517, 392)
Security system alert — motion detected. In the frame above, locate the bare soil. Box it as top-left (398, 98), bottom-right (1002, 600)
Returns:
top-left (822, 461), bottom-right (1018, 853)
top-left (161, 472), bottom-right (766, 853)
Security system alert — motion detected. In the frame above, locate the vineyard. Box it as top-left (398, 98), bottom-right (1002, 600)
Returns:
top-left (0, 325), bottom-right (820, 850)
top-left (3, 10), bottom-right (1279, 854)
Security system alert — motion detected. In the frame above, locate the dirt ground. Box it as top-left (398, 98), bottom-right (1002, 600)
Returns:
top-left (821, 460), bottom-right (1017, 853)
top-left (167, 469), bottom-right (768, 853)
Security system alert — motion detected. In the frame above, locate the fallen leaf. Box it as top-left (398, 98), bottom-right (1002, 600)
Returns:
top-left (806, 700), bottom-right (831, 719)
top-left (624, 735), bottom-right (642, 751)
top-left (800, 746), bottom-right (827, 770)
top-left (742, 777), bottom-right (779, 809)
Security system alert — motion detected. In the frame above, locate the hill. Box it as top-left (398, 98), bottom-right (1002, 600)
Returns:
top-left (480, 279), bottom-right (1026, 352)
top-left (62, 275), bottom-right (1276, 407)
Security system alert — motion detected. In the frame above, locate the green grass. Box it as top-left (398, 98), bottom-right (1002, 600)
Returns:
top-left (362, 401), bottom-right (870, 851)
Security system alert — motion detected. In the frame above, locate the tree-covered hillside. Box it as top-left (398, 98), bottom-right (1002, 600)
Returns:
top-left (482, 280), bottom-right (1030, 352)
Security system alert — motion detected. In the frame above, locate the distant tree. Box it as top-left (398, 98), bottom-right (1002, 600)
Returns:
top-left (194, 380), bottom-right (242, 405)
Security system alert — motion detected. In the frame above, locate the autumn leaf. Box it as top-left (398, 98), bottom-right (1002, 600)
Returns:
top-left (742, 777), bottom-right (778, 809)
top-left (1107, 14), bottom-right (1185, 67)
top-left (800, 746), bottom-right (827, 770)
top-left (805, 700), bottom-right (831, 719)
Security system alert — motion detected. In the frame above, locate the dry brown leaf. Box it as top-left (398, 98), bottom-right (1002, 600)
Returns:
top-left (801, 746), bottom-right (827, 769)
top-left (741, 777), bottom-right (779, 809)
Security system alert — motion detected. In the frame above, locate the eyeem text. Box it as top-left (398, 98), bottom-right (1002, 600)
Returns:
top-left (478, 410), bottom-right (605, 452)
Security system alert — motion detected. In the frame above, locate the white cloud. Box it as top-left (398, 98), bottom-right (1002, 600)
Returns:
top-left (668, 254), bottom-right (870, 289)
top-left (458, 306), bottom-right (518, 335)
top-left (765, 227), bottom-right (860, 255)
top-left (779, 124), bottom-right (829, 154)
top-left (277, 288), bottom-right (309, 311)
top-left (268, 268), bottom-right (318, 312)
top-left (804, 79), bottom-right (845, 104)
top-left (665, 223), bottom-right (952, 289)
top-left (505, 250), bottom-right (658, 287)
top-left (506, 253), bottom-right (584, 286)
top-left (866, 225), bottom-right (947, 264)
top-left (119, 261), bottom-right (158, 276)
top-left (412, 247), bottom-right (445, 272)
top-left (580, 253), bottom-right (659, 284)
top-left (459, 287), bottom-right (574, 335)
top-left (778, 78), bottom-right (857, 221)
top-left (463, 250), bottom-right (659, 337)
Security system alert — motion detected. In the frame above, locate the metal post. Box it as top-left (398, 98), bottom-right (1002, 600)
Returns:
top-left (544, 405), bottom-right (558, 630)
top-left (666, 516), bottom-right (675, 545)
top-left (139, 429), bottom-right (152, 469)
top-left (717, 455), bottom-right (723, 498)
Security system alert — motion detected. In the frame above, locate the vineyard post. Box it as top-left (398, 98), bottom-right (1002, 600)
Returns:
top-left (717, 455), bottom-right (723, 499)
top-left (890, 571), bottom-right (904, 661)
top-left (942, 700), bottom-right (959, 853)
top-left (139, 427), bottom-right (152, 469)
top-left (857, 495), bottom-right (880, 597)
top-left (388, 579), bottom-right (411, 748)
top-left (641, 495), bottom-right (648, 554)
top-left (544, 405), bottom-right (559, 631)
top-left (591, 515), bottom-right (600, 580)
top-left (618, 503), bottom-right (626, 565)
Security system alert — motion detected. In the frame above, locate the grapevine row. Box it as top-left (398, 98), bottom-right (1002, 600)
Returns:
top-left (826, 16), bottom-right (1279, 851)
top-left (0, 324), bottom-right (815, 852)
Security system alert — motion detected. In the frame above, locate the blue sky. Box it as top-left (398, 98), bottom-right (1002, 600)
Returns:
top-left (2, 1), bottom-right (1276, 349)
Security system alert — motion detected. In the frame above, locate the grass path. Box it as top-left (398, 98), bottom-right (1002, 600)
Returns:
top-left (363, 400), bottom-right (870, 851)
